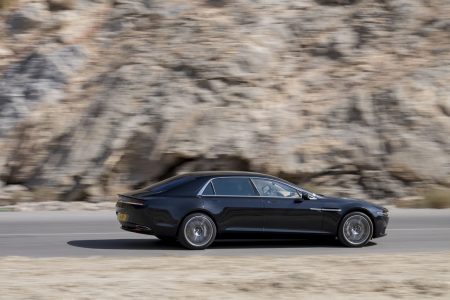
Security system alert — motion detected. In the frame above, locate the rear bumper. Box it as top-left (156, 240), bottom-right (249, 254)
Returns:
top-left (115, 201), bottom-right (178, 236)
top-left (121, 223), bottom-right (153, 235)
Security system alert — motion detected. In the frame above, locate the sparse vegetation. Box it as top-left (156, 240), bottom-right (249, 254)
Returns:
top-left (0, 0), bottom-right (14, 10)
top-left (422, 188), bottom-right (450, 209)
top-left (396, 188), bottom-right (450, 209)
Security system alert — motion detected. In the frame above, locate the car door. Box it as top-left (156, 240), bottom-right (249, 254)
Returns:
top-left (200, 177), bottom-right (264, 234)
top-left (251, 178), bottom-right (325, 234)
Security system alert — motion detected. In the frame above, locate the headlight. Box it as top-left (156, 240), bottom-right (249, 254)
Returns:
top-left (376, 209), bottom-right (389, 217)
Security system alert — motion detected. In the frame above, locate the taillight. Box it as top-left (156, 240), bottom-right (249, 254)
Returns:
top-left (117, 195), bottom-right (145, 206)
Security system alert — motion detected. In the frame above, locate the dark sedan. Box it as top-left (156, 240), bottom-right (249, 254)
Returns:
top-left (116, 171), bottom-right (389, 249)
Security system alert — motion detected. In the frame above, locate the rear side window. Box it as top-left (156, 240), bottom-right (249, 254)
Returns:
top-left (202, 183), bottom-right (215, 195)
top-left (164, 177), bottom-right (206, 196)
top-left (150, 177), bottom-right (193, 193)
top-left (212, 178), bottom-right (257, 196)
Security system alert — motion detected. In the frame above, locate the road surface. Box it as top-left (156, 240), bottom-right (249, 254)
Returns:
top-left (1, 208), bottom-right (449, 257)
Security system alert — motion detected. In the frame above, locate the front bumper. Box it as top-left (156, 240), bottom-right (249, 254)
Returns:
top-left (373, 215), bottom-right (389, 238)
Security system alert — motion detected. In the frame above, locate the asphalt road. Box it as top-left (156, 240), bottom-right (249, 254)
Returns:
top-left (1, 208), bottom-right (449, 257)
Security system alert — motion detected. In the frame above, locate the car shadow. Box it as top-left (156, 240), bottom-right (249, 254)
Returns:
top-left (68, 239), bottom-right (180, 250)
top-left (68, 238), bottom-right (377, 250)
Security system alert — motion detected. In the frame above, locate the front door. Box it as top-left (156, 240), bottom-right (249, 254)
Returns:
top-left (251, 178), bottom-right (324, 234)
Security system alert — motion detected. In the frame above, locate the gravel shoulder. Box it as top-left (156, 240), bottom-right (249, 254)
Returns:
top-left (1, 253), bottom-right (449, 299)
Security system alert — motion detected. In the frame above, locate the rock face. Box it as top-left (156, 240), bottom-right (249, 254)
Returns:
top-left (0, 0), bottom-right (449, 204)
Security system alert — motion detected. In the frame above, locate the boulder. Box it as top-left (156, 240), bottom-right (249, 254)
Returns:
top-left (47, 0), bottom-right (76, 11)
top-left (6, 3), bottom-right (49, 34)
top-left (0, 45), bottom-right (86, 135)
top-left (0, 184), bottom-right (33, 205)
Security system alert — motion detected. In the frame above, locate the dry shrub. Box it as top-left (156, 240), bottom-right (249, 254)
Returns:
top-left (396, 188), bottom-right (450, 208)
top-left (422, 188), bottom-right (450, 209)
top-left (47, 0), bottom-right (75, 11)
top-left (0, 0), bottom-right (14, 10)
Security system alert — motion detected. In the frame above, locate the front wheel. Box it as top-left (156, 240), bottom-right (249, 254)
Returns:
top-left (178, 213), bottom-right (216, 250)
top-left (338, 212), bottom-right (373, 247)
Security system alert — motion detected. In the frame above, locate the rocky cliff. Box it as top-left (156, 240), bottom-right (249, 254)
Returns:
top-left (0, 0), bottom-right (449, 204)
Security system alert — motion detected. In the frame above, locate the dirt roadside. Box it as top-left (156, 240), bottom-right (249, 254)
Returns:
top-left (1, 253), bottom-right (449, 299)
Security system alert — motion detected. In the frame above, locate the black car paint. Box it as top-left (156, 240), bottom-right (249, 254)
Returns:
top-left (116, 172), bottom-right (389, 240)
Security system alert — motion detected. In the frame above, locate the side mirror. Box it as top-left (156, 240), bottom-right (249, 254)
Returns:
top-left (302, 192), bottom-right (317, 200)
top-left (294, 193), bottom-right (303, 203)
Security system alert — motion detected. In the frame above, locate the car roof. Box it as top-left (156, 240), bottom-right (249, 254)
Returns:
top-left (178, 171), bottom-right (282, 180)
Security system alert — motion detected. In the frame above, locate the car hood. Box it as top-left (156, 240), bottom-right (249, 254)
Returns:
top-left (316, 195), bottom-right (384, 210)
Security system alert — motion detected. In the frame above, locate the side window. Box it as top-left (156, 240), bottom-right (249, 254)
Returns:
top-left (202, 182), bottom-right (215, 196)
top-left (212, 178), bottom-right (257, 196)
top-left (252, 178), bottom-right (299, 198)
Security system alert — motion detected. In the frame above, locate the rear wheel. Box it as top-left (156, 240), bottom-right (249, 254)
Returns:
top-left (338, 212), bottom-right (373, 247)
top-left (178, 213), bottom-right (216, 250)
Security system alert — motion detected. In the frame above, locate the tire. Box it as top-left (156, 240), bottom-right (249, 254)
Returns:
top-left (178, 213), bottom-right (216, 250)
top-left (338, 212), bottom-right (373, 247)
top-left (155, 235), bottom-right (176, 243)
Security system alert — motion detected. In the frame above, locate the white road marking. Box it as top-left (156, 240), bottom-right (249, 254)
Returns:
top-left (389, 228), bottom-right (450, 231)
top-left (0, 232), bottom-right (123, 237)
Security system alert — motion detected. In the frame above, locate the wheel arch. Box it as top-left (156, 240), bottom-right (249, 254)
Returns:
top-left (338, 208), bottom-right (376, 239)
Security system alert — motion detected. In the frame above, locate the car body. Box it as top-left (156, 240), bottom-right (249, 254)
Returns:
top-left (116, 171), bottom-right (389, 249)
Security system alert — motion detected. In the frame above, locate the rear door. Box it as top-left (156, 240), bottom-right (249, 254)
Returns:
top-left (251, 178), bottom-right (324, 234)
top-left (201, 177), bottom-right (264, 234)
